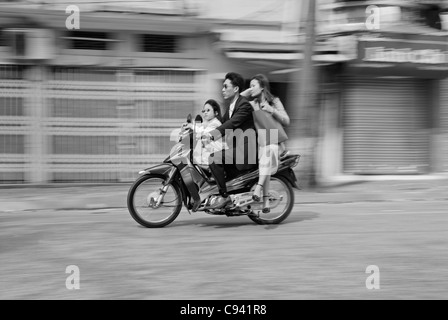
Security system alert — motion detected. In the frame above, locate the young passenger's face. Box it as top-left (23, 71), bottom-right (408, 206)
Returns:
top-left (222, 79), bottom-right (237, 100)
top-left (202, 104), bottom-right (216, 121)
top-left (249, 79), bottom-right (263, 98)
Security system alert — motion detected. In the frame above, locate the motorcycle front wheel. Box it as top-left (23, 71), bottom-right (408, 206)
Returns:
top-left (248, 175), bottom-right (294, 225)
top-left (127, 174), bottom-right (182, 228)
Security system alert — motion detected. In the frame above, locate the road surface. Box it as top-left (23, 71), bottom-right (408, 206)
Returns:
top-left (1, 199), bottom-right (447, 300)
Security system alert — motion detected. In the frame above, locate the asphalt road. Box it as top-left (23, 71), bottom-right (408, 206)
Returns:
top-left (1, 200), bottom-right (447, 300)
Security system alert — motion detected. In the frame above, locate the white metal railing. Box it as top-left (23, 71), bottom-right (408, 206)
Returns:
top-left (0, 65), bottom-right (201, 183)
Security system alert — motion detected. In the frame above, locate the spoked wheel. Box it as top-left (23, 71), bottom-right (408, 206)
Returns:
top-left (248, 175), bottom-right (294, 225)
top-left (127, 174), bottom-right (182, 228)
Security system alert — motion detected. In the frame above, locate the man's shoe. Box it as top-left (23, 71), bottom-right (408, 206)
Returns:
top-left (208, 195), bottom-right (231, 209)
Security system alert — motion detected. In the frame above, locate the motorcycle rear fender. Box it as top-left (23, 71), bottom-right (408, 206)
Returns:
top-left (275, 167), bottom-right (300, 190)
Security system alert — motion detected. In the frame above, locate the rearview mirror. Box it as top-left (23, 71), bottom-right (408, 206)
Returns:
top-left (194, 114), bottom-right (203, 123)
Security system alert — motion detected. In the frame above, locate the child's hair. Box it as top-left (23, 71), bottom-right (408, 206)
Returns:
top-left (204, 99), bottom-right (223, 123)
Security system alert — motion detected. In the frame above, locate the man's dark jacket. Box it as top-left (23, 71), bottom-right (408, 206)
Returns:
top-left (210, 95), bottom-right (257, 170)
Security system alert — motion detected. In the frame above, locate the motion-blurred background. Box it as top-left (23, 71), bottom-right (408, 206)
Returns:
top-left (1, 0), bottom-right (447, 186)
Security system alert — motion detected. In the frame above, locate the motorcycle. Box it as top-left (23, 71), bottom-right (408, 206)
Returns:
top-left (127, 114), bottom-right (300, 228)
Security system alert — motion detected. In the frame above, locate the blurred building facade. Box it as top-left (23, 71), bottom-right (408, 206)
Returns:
top-left (0, 0), bottom-right (448, 184)
top-left (0, 0), bottom-right (307, 183)
top-left (0, 1), bottom-right (212, 183)
top-left (316, 0), bottom-right (448, 181)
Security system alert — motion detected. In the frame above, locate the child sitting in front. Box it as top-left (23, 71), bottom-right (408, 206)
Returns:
top-left (190, 99), bottom-right (226, 169)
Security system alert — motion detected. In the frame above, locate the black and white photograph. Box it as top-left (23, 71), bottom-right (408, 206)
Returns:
top-left (1, 0), bottom-right (448, 304)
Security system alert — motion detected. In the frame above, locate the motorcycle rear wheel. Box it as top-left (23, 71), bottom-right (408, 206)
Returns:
top-left (248, 175), bottom-right (294, 225)
top-left (127, 174), bottom-right (182, 228)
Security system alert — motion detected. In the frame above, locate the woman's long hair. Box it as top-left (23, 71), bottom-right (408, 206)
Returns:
top-left (251, 74), bottom-right (276, 105)
top-left (204, 99), bottom-right (223, 123)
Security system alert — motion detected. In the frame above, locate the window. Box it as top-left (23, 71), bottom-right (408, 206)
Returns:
top-left (419, 4), bottom-right (443, 29)
top-left (64, 31), bottom-right (112, 50)
top-left (0, 29), bottom-right (6, 47)
top-left (139, 34), bottom-right (179, 53)
top-left (0, 65), bottom-right (25, 79)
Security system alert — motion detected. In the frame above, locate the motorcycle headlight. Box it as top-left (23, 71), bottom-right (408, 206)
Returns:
top-left (292, 155), bottom-right (300, 168)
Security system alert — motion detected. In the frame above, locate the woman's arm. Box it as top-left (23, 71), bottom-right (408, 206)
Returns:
top-left (270, 98), bottom-right (290, 127)
top-left (240, 88), bottom-right (252, 99)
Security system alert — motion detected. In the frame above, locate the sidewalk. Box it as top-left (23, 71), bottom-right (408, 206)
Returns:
top-left (0, 179), bottom-right (447, 212)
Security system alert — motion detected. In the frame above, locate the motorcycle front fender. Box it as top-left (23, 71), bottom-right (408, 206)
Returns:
top-left (138, 163), bottom-right (174, 178)
top-left (139, 163), bottom-right (188, 207)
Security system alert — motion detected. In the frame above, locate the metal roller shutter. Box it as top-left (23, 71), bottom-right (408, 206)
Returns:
top-left (343, 76), bottom-right (430, 175)
top-left (441, 78), bottom-right (448, 173)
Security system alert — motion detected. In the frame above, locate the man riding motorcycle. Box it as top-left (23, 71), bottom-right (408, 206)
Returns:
top-left (203, 72), bottom-right (258, 209)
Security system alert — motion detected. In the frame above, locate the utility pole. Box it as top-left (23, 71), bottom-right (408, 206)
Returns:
top-left (287, 0), bottom-right (318, 188)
